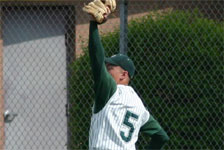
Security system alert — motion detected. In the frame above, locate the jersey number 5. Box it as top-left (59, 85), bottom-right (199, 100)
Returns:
top-left (120, 110), bottom-right (139, 142)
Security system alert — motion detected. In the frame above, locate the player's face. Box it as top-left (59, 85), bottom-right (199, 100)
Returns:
top-left (106, 64), bottom-right (129, 84)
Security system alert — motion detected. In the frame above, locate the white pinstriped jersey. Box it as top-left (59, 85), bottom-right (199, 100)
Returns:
top-left (89, 84), bottom-right (150, 150)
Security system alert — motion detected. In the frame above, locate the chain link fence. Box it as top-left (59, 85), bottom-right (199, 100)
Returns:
top-left (0, 0), bottom-right (223, 150)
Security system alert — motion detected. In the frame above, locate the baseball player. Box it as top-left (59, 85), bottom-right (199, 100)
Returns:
top-left (83, 0), bottom-right (169, 149)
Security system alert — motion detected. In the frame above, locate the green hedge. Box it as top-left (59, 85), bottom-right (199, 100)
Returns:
top-left (68, 10), bottom-right (223, 149)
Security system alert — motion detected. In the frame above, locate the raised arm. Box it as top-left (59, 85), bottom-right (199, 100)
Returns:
top-left (89, 21), bottom-right (116, 114)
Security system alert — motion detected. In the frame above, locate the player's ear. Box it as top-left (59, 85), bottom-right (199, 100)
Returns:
top-left (123, 71), bottom-right (130, 84)
top-left (122, 71), bottom-right (129, 78)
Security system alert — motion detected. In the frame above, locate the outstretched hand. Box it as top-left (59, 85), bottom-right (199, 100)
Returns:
top-left (83, 0), bottom-right (116, 24)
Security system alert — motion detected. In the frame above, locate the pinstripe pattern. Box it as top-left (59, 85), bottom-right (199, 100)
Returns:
top-left (89, 85), bottom-right (150, 150)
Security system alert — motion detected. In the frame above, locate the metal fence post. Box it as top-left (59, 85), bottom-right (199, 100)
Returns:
top-left (65, 5), bottom-right (76, 150)
top-left (0, 6), bottom-right (5, 150)
top-left (119, 0), bottom-right (128, 55)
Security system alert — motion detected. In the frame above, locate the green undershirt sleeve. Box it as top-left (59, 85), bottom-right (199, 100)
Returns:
top-left (140, 116), bottom-right (169, 149)
top-left (89, 21), bottom-right (117, 114)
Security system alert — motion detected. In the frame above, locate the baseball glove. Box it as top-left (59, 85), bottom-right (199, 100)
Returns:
top-left (102, 0), bottom-right (116, 12)
top-left (83, 0), bottom-right (116, 24)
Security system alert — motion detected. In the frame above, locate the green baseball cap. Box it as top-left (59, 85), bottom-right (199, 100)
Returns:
top-left (105, 54), bottom-right (135, 78)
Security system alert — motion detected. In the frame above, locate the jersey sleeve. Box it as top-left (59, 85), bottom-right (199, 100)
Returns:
top-left (140, 115), bottom-right (169, 149)
top-left (89, 21), bottom-right (117, 113)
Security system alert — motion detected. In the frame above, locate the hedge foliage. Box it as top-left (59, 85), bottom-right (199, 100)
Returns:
top-left (68, 10), bottom-right (223, 149)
